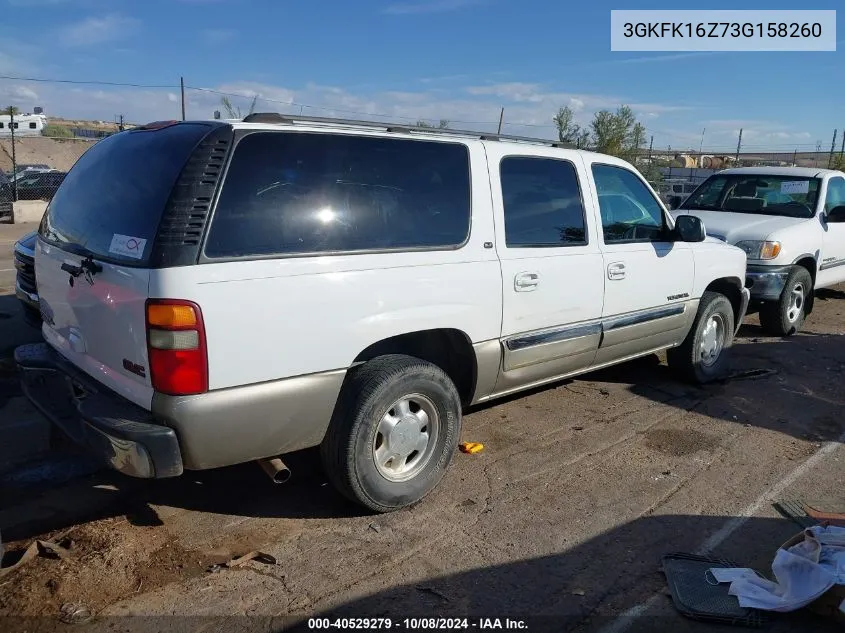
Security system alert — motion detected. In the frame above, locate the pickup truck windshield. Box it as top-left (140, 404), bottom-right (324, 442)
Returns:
top-left (680, 174), bottom-right (820, 218)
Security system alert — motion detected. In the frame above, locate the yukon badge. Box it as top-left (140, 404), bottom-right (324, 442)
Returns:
top-left (667, 292), bottom-right (690, 301)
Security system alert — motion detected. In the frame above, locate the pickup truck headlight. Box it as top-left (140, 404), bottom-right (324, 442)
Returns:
top-left (734, 240), bottom-right (782, 260)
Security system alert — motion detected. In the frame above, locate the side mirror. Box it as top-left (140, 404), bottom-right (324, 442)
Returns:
top-left (826, 205), bottom-right (845, 223)
top-left (673, 215), bottom-right (706, 242)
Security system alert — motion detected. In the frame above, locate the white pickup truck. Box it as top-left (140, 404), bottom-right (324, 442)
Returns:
top-left (17, 115), bottom-right (749, 512)
top-left (672, 167), bottom-right (845, 336)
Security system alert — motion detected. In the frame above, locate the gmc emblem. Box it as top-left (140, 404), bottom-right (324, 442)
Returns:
top-left (122, 359), bottom-right (146, 378)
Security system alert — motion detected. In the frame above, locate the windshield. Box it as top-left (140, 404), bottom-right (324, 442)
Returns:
top-left (680, 174), bottom-right (820, 218)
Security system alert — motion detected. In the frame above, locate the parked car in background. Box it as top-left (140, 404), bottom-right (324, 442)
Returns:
top-left (17, 116), bottom-right (748, 513)
top-left (0, 171), bottom-right (67, 202)
top-left (12, 163), bottom-right (51, 176)
top-left (671, 166), bottom-right (845, 336)
top-left (656, 180), bottom-right (699, 209)
top-left (13, 230), bottom-right (40, 327)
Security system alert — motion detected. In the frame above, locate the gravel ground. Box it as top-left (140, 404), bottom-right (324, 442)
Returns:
top-left (1, 224), bottom-right (843, 632)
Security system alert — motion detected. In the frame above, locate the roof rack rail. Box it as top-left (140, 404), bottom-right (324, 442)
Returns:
top-left (240, 112), bottom-right (575, 149)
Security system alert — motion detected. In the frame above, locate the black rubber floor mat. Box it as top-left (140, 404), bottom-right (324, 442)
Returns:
top-left (773, 500), bottom-right (818, 529)
top-left (661, 552), bottom-right (767, 627)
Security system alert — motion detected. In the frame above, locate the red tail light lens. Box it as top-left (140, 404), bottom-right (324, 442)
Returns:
top-left (145, 299), bottom-right (208, 396)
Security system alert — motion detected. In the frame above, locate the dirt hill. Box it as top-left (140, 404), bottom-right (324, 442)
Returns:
top-left (0, 137), bottom-right (94, 173)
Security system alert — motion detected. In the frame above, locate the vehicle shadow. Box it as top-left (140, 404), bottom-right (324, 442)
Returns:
top-left (288, 514), bottom-right (841, 633)
top-left (585, 331), bottom-right (845, 445)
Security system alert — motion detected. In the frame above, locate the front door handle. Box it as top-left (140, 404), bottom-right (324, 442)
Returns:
top-left (514, 271), bottom-right (540, 291)
top-left (607, 262), bottom-right (626, 280)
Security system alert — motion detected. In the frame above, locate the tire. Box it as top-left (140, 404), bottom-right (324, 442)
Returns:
top-left (667, 291), bottom-right (735, 384)
top-left (759, 267), bottom-right (812, 337)
top-left (320, 354), bottom-right (462, 513)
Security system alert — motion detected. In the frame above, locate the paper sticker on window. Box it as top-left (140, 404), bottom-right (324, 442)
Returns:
top-left (781, 180), bottom-right (809, 195)
top-left (109, 234), bottom-right (147, 259)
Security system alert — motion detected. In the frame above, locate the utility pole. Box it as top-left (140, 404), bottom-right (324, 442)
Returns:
top-left (118, 114), bottom-right (124, 132)
top-left (9, 107), bottom-right (17, 202)
top-left (648, 135), bottom-right (654, 161)
top-left (792, 148), bottom-right (797, 167)
top-left (180, 76), bottom-right (186, 121)
top-left (735, 128), bottom-right (743, 163)
top-left (828, 129), bottom-right (838, 168)
top-left (497, 107), bottom-right (504, 135)
top-left (815, 141), bottom-right (822, 167)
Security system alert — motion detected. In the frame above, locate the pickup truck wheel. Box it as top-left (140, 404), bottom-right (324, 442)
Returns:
top-left (667, 291), bottom-right (734, 384)
top-left (320, 354), bottom-right (462, 513)
top-left (759, 267), bottom-right (812, 337)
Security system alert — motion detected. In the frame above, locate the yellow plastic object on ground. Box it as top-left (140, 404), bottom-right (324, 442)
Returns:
top-left (459, 442), bottom-right (484, 454)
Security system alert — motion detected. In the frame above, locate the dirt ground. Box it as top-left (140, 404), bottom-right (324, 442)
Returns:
top-left (1, 233), bottom-right (844, 631)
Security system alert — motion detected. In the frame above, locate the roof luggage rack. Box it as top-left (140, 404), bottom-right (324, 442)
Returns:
top-left (240, 112), bottom-right (574, 149)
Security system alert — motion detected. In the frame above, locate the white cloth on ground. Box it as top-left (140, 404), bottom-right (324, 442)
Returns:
top-left (708, 525), bottom-right (845, 612)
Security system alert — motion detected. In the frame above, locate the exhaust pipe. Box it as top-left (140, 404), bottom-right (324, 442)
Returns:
top-left (258, 457), bottom-right (291, 484)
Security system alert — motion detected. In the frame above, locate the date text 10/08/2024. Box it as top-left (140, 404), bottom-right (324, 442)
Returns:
top-left (308, 618), bottom-right (528, 630)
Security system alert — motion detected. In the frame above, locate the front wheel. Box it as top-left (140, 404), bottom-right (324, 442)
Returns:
top-left (320, 354), bottom-right (462, 513)
top-left (667, 292), bottom-right (735, 384)
top-left (759, 267), bottom-right (812, 337)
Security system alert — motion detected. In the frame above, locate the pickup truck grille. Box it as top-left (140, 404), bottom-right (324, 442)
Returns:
top-left (14, 249), bottom-right (37, 295)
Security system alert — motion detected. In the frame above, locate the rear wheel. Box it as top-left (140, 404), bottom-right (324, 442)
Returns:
top-left (759, 267), bottom-right (812, 337)
top-left (667, 291), bottom-right (735, 384)
top-left (320, 354), bottom-right (462, 513)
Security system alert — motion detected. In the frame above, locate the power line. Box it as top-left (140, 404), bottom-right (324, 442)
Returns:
top-left (0, 73), bottom-right (179, 89)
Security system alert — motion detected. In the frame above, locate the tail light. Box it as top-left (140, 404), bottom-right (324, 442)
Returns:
top-left (145, 299), bottom-right (208, 395)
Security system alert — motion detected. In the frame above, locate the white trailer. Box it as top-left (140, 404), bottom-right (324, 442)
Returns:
top-left (0, 113), bottom-right (48, 137)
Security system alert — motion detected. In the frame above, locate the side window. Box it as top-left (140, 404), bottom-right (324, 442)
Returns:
top-left (592, 164), bottom-right (667, 244)
top-left (0, 122), bottom-right (4, 129)
top-left (205, 132), bottom-right (471, 258)
top-left (824, 177), bottom-right (845, 213)
top-left (499, 156), bottom-right (587, 247)
top-left (28, 122), bottom-right (36, 129)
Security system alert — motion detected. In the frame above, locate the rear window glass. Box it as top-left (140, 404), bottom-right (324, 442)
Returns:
top-left (204, 132), bottom-right (471, 258)
top-left (39, 123), bottom-right (212, 264)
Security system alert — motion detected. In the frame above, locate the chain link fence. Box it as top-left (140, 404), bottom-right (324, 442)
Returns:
top-left (0, 121), bottom-right (111, 221)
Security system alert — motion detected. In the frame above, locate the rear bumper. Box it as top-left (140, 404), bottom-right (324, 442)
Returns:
top-left (15, 342), bottom-right (183, 479)
top-left (745, 265), bottom-right (791, 301)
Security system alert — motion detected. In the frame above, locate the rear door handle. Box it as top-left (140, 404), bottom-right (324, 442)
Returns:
top-left (514, 271), bottom-right (540, 291)
top-left (607, 262), bottom-right (626, 280)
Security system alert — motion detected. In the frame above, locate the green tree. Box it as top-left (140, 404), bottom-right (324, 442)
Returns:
top-left (220, 95), bottom-right (258, 119)
top-left (552, 106), bottom-right (589, 148)
top-left (4, 105), bottom-right (20, 116)
top-left (415, 119), bottom-right (450, 129)
top-left (832, 153), bottom-right (845, 172)
top-left (589, 105), bottom-right (646, 163)
top-left (42, 124), bottom-right (73, 138)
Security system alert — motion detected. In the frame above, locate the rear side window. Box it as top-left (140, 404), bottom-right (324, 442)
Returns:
top-left (39, 123), bottom-right (213, 264)
top-left (205, 132), bottom-right (471, 258)
top-left (499, 156), bottom-right (586, 247)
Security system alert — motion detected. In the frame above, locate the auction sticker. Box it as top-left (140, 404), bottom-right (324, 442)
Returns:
top-left (781, 181), bottom-right (810, 194)
top-left (109, 234), bottom-right (147, 259)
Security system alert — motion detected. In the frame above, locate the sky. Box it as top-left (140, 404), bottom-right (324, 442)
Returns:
top-left (0, 0), bottom-right (842, 152)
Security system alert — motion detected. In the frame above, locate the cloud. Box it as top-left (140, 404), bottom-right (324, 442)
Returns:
top-left (383, 0), bottom-right (484, 15)
top-left (0, 84), bottom-right (39, 105)
top-left (611, 52), bottom-right (722, 65)
top-left (202, 29), bottom-right (237, 44)
top-left (57, 14), bottom-right (138, 48)
top-left (5, 78), bottom-right (818, 152)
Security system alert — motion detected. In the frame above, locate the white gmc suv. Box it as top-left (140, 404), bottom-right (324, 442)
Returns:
top-left (16, 114), bottom-right (749, 512)
top-left (672, 167), bottom-right (845, 336)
